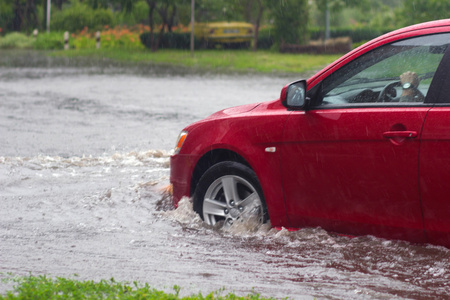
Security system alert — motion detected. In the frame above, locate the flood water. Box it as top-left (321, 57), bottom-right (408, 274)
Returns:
top-left (0, 51), bottom-right (449, 299)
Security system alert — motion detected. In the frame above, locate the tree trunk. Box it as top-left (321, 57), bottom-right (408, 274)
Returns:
top-left (55, 0), bottom-right (64, 10)
top-left (146, 0), bottom-right (157, 51)
top-left (252, 0), bottom-right (263, 52)
top-left (155, 3), bottom-right (169, 51)
top-left (12, 0), bottom-right (23, 31)
top-left (26, 0), bottom-right (39, 30)
top-left (167, 5), bottom-right (177, 32)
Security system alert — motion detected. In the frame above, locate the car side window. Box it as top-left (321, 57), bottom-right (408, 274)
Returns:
top-left (319, 33), bottom-right (450, 106)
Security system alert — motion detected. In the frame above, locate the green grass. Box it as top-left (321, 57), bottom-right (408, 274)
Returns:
top-left (0, 275), bottom-right (280, 300)
top-left (49, 48), bottom-right (341, 74)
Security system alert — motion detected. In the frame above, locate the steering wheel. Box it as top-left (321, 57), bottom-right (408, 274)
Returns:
top-left (377, 81), bottom-right (401, 102)
top-left (378, 81), bottom-right (425, 102)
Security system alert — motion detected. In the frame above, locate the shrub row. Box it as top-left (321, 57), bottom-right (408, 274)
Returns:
top-left (309, 26), bottom-right (394, 43)
top-left (140, 32), bottom-right (202, 50)
top-left (34, 31), bottom-right (68, 50)
top-left (139, 28), bottom-right (276, 50)
top-left (51, 1), bottom-right (115, 32)
top-left (0, 32), bottom-right (34, 49)
top-left (139, 26), bottom-right (393, 50)
top-left (0, 26), bottom-right (395, 51)
top-left (0, 31), bottom-right (76, 50)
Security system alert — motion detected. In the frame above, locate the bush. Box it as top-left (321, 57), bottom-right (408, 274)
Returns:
top-left (0, 1), bottom-right (14, 33)
top-left (34, 31), bottom-right (70, 50)
top-left (160, 32), bottom-right (191, 49)
top-left (140, 32), bottom-right (201, 50)
top-left (101, 27), bottom-right (144, 49)
top-left (309, 26), bottom-right (393, 43)
top-left (115, 1), bottom-right (149, 26)
top-left (256, 28), bottom-right (275, 50)
top-left (266, 0), bottom-right (309, 46)
top-left (0, 32), bottom-right (34, 49)
top-left (72, 26), bottom-right (144, 50)
top-left (51, 1), bottom-right (115, 32)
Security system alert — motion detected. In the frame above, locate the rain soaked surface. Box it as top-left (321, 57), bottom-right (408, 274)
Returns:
top-left (1, 51), bottom-right (449, 299)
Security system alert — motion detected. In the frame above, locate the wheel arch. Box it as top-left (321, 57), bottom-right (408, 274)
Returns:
top-left (190, 149), bottom-right (252, 198)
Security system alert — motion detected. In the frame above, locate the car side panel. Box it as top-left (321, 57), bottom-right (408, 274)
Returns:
top-left (420, 107), bottom-right (450, 248)
top-left (281, 107), bottom-right (429, 243)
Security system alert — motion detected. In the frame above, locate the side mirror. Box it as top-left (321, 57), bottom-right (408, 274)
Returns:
top-left (280, 80), bottom-right (307, 109)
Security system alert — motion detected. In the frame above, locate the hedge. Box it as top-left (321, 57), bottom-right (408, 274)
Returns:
top-left (140, 32), bottom-right (201, 50)
top-left (309, 26), bottom-right (394, 43)
top-left (139, 26), bottom-right (394, 50)
top-left (51, 2), bottom-right (115, 32)
top-left (256, 28), bottom-right (275, 50)
top-left (140, 30), bottom-right (275, 50)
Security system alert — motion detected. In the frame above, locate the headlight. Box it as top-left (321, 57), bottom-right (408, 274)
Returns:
top-left (174, 131), bottom-right (188, 154)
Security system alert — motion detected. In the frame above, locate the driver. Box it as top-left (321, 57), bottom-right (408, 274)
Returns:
top-left (399, 71), bottom-right (421, 102)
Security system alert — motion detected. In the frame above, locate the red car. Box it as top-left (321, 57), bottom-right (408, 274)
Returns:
top-left (170, 19), bottom-right (450, 248)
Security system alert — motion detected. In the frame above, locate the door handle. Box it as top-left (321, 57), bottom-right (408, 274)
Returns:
top-left (383, 131), bottom-right (418, 139)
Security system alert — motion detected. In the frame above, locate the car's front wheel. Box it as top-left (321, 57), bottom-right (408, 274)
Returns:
top-left (193, 161), bottom-right (267, 228)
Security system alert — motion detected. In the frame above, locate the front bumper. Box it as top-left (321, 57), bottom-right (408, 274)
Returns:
top-left (170, 153), bottom-right (199, 207)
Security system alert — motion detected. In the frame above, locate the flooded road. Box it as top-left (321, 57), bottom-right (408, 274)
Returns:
top-left (0, 51), bottom-right (449, 299)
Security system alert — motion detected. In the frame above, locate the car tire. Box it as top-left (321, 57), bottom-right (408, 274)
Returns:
top-left (193, 161), bottom-right (268, 227)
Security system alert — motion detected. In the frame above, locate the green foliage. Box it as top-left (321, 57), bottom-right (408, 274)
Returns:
top-left (101, 32), bottom-right (145, 50)
top-left (266, 0), bottom-right (309, 46)
top-left (0, 1), bottom-right (14, 33)
top-left (257, 27), bottom-right (275, 50)
top-left (115, 1), bottom-right (150, 26)
top-left (140, 30), bottom-right (275, 51)
top-left (309, 26), bottom-right (392, 43)
top-left (195, 0), bottom-right (238, 22)
top-left (309, 0), bottom-right (403, 31)
top-left (51, 0), bottom-right (115, 32)
top-left (399, 0), bottom-right (450, 26)
top-left (315, 0), bottom-right (370, 15)
top-left (0, 275), bottom-right (278, 300)
top-left (72, 34), bottom-right (96, 49)
top-left (140, 32), bottom-right (200, 50)
top-left (34, 31), bottom-right (71, 50)
top-left (72, 27), bottom-right (145, 50)
top-left (0, 32), bottom-right (34, 49)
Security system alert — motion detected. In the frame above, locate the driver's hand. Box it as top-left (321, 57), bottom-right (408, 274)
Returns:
top-left (400, 71), bottom-right (420, 101)
top-left (400, 71), bottom-right (419, 88)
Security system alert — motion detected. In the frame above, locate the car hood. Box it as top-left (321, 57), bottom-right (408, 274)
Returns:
top-left (208, 102), bottom-right (261, 119)
top-left (183, 99), bottom-right (283, 134)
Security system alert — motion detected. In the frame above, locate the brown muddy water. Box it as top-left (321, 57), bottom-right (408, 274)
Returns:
top-left (0, 51), bottom-right (449, 299)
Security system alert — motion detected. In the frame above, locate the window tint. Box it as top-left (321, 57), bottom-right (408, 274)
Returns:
top-left (319, 33), bottom-right (450, 106)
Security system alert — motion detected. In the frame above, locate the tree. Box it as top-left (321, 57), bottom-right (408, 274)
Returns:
top-left (155, 0), bottom-right (177, 50)
top-left (266, 0), bottom-right (309, 47)
top-left (145, 0), bottom-right (157, 50)
top-left (315, 0), bottom-right (368, 40)
top-left (399, 0), bottom-right (450, 26)
top-left (230, 0), bottom-right (265, 51)
top-left (9, 0), bottom-right (40, 31)
top-left (158, 1), bottom-right (177, 32)
top-left (141, 0), bottom-right (181, 51)
top-left (195, 0), bottom-right (232, 22)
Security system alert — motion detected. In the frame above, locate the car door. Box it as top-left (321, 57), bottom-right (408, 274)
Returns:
top-left (281, 33), bottom-right (450, 242)
top-left (419, 45), bottom-right (450, 248)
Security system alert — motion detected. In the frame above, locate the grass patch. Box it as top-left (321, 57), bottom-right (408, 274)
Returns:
top-left (49, 48), bottom-right (341, 74)
top-left (0, 275), bottom-right (280, 300)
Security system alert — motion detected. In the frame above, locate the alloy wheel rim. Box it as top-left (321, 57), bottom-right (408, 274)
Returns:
top-left (202, 175), bottom-right (263, 227)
